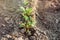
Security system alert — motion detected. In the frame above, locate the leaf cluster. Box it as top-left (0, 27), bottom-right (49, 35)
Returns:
top-left (19, 0), bottom-right (36, 33)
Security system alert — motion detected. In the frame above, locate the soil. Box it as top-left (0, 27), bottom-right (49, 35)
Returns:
top-left (0, 0), bottom-right (60, 40)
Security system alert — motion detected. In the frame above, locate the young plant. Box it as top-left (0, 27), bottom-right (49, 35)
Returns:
top-left (19, 0), bottom-right (36, 33)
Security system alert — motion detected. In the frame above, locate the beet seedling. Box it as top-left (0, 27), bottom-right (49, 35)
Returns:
top-left (19, 0), bottom-right (36, 34)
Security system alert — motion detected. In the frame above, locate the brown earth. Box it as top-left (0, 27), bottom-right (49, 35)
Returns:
top-left (0, 0), bottom-right (60, 40)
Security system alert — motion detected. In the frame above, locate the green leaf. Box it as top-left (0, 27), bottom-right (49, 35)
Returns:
top-left (23, 15), bottom-right (29, 21)
top-left (19, 23), bottom-right (25, 27)
top-left (31, 21), bottom-right (36, 27)
top-left (23, 10), bottom-right (27, 14)
top-left (29, 16), bottom-right (32, 21)
top-left (28, 21), bottom-right (32, 25)
top-left (20, 6), bottom-right (25, 12)
top-left (26, 24), bottom-right (29, 28)
top-left (26, 8), bottom-right (33, 15)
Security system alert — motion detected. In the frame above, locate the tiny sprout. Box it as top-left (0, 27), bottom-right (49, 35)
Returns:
top-left (19, 0), bottom-right (36, 34)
